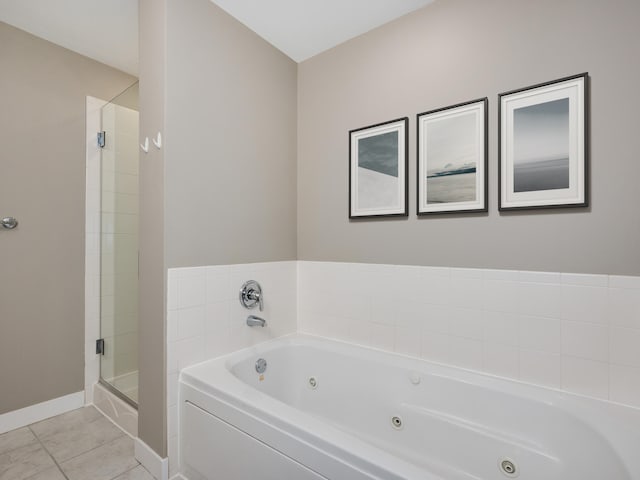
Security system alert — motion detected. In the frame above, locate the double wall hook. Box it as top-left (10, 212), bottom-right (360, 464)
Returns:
top-left (152, 132), bottom-right (162, 149)
top-left (140, 137), bottom-right (149, 153)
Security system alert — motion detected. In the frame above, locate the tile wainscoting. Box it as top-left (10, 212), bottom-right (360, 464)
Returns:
top-left (166, 261), bottom-right (297, 477)
top-left (298, 262), bottom-right (640, 407)
top-left (167, 260), bottom-right (640, 477)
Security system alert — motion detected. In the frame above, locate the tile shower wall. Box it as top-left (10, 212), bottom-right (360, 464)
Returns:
top-left (100, 103), bottom-right (140, 388)
top-left (166, 261), bottom-right (297, 477)
top-left (298, 262), bottom-right (640, 408)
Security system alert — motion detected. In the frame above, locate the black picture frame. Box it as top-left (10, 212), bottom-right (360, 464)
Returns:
top-left (349, 117), bottom-right (409, 219)
top-left (498, 73), bottom-right (589, 211)
top-left (416, 98), bottom-right (488, 215)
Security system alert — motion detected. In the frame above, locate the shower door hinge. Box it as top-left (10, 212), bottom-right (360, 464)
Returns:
top-left (97, 131), bottom-right (106, 148)
top-left (96, 338), bottom-right (105, 355)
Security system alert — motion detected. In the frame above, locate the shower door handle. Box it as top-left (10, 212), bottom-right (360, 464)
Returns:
top-left (1, 217), bottom-right (18, 229)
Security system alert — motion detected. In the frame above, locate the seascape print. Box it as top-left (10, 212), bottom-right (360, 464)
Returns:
top-left (513, 98), bottom-right (570, 193)
top-left (426, 112), bottom-right (477, 204)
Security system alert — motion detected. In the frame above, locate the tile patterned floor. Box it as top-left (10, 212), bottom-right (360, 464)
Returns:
top-left (0, 406), bottom-right (154, 480)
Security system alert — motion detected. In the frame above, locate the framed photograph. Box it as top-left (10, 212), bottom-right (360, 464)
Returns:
top-left (499, 73), bottom-right (588, 211)
top-left (417, 98), bottom-right (488, 215)
top-left (349, 117), bottom-right (408, 218)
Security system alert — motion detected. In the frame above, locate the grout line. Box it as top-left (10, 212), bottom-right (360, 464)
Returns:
top-left (27, 425), bottom-right (70, 480)
top-left (29, 408), bottom-right (130, 466)
top-left (0, 430), bottom-right (40, 457)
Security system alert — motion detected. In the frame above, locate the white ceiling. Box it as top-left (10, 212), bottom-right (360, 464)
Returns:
top-left (0, 0), bottom-right (435, 74)
top-left (0, 0), bottom-right (138, 75)
top-left (210, 0), bottom-right (435, 62)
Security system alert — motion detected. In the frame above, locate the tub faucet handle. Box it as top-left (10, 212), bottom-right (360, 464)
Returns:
top-left (240, 280), bottom-right (263, 311)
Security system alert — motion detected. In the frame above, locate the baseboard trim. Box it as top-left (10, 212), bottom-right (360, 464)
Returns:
top-left (135, 437), bottom-right (169, 480)
top-left (0, 391), bottom-right (84, 434)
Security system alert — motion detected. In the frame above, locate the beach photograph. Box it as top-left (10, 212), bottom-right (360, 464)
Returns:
top-left (513, 97), bottom-right (570, 193)
top-left (424, 110), bottom-right (478, 204)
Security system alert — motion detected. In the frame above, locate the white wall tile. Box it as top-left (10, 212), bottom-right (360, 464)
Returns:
top-left (206, 266), bottom-right (231, 303)
top-left (346, 319), bottom-right (372, 347)
top-left (371, 296), bottom-right (402, 326)
top-left (167, 373), bottom-right (178, 407)
top-left (562, 356), bottom-right (609, 399)
top-left (166, 341), bottom-right (177, 375)
top-left (518, 283), bottom-right (562, 318)
top-left (422, 304), bottom-right (451, 334)
top-left (519, 349), bottom-right (561, 389)
top-left (176, 337), bottom-right (205, 371)
top-left (420, 273), bottom-right (452, 305)
top-left (451, 268), bottom-right (483, 279)
top-left (561, 273), bottom-right (608, 287)
top-left (482, 279), bottom-right (520, 313)
top-left (167, 310), bottom-right (178, 344)
top-left (561, 285), bottom-right (608, 324)
top-left (449, 336), bottom-right (483, 370)
top-left (483, 311), bottom-right (519, 346)
top-left (608, 288), bottom-right (640, 329)
top-left (421, 266), bottom-right (450, 278)
top-left (177, 271), bottom-right (206, 308)
top-left (518, 271), bottom-right (561, 284)
top-left (483, 343), bottom-right (519, 379)
top-left (609, 275), bottom-right (640, 289)
top-left (610, 327), bottom-right (640, 367)
top-left (561, 321), bottom-right (609, 362)
top-left (420, 331), bottom-right (449, 364)
top-left (167, 271), bottom-right (178, 311)
top-left (395, 326), bottom-right (421, 358)
top-left (449, 307), bottom-right (484, 340)
top-left (177, 306), bottom-right (205, 340)
top-left (519, 315), bottom-right (561, 353)
top-left (449, 277), bottom-right (483, 310)
top-left (610, 364), bottom-right (640, 407)
top-left (483, 269), bottom-right (519, 281)
top-left (370, 323), bottom-right (395, 352)
top-left (168, 404), bottom-right (178, 439)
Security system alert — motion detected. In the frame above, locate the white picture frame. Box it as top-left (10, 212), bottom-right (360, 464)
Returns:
top-left (499, 73), bottom-right (588, 211)
top-left (349, 117), bottom-right (408, 218)
top-left (417, 99), bottom-right (488, 215)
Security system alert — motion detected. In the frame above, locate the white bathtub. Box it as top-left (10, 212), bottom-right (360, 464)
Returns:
top-left (179, 335), bottom-right (640, 480)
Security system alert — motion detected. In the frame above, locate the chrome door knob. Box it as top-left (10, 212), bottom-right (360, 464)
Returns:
top-left (1, 217), bottom-right (18, 229)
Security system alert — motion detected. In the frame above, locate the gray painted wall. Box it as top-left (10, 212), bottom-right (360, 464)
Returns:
top-left (136, 0), bottom-right (298, 455)
top-left (138, 0), bottom-right (167, 456)
top-left (165, 0), bottom-right (298, 268)
top-left (297, 0), bottom-right (640, 275)
top-left (0, 22), bottom-right (135, 415)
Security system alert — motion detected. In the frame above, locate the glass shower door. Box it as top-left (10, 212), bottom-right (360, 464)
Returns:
top-left (99, 82), bottom-right (140, 406)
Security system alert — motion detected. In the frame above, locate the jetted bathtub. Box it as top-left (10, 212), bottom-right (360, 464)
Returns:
top-left (179, 335), bottom-right (640, 480)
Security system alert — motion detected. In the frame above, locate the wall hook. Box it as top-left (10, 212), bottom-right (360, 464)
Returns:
top-left (152, 132), bottom-right (162, 149)
top-left (140, 137), bottom-right (149, 153)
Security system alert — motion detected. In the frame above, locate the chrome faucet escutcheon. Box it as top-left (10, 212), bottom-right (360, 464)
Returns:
top-left (239, 280), bottom-right (263, 311)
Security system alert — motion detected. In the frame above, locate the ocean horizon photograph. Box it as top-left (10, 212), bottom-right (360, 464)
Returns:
top-left (513, 98), bottom-right (570, 193)
top-left (417, 98), bottom-right (487, 214)
top-left (499, 73), bottom-right (588, 210)
top-left (349, 117), bottom-right (408, 218)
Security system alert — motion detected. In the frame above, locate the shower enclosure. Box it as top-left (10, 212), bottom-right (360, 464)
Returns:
top-left (99, 82), bottom-right (139, 406)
